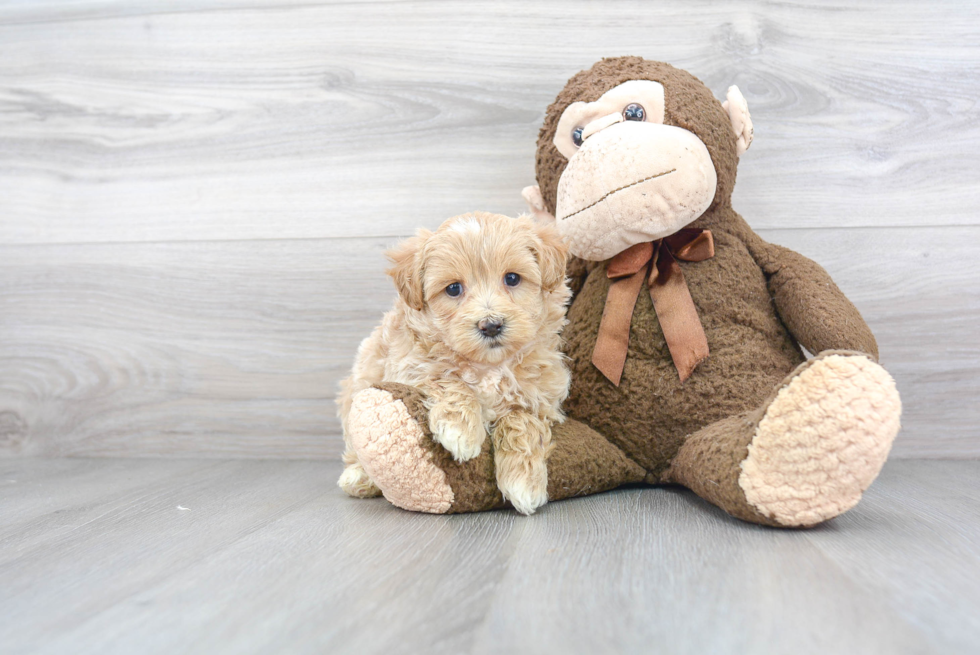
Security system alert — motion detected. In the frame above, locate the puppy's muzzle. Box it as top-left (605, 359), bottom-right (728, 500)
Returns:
top-left (477, 318), bottom-right (504, 339)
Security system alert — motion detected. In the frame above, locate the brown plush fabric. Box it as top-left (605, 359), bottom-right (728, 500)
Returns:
top-left (536, 57), bottom-right (882, 523)
top-left (561, 211), bottom-right (810, 477)
top-left (546, 419), bottom-right (647, 501)
top-left (560, 205), bottom-right (880, 481)
top-left (377, 382), bottom-right (504, 513)
top-left (565, 254), bottom-right (592, 301)
top-left (376, 382), bottom-right (645, 513)
top-left (748, 239), bottom-right (879, 361)
top-left (660, 409), bottom-right (777, 526)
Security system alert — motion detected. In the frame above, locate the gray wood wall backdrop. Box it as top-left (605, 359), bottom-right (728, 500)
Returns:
top-left (1, 0), bottom-right (978, 460)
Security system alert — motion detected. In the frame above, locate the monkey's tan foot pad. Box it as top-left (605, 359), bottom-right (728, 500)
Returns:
top-left (738, 354), bottom-right (901, 527)
top-left (347, 388), bottom-right (454, 514)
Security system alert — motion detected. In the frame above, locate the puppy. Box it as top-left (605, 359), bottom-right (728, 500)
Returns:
top-left (337, 211), bottom-right (571, 514)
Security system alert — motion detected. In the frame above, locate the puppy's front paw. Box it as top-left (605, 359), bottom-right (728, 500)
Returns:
top-left (495, 452), bottom-right (549, 515)
top-left (431, 419), bottom-right (484, 462)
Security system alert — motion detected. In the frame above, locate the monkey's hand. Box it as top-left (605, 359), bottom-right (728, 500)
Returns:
top-left (761, 242), bottom-right (879, 360)
top-left (521, 185), bottom-right (556, 225)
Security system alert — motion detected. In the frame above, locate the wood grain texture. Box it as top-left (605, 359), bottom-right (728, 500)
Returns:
top-left (1, 0), bottom-right (978, 244)
top-left (1, 226), bottom-right (976, 459)
top-left (0, 237), bottom-right (393, 459)
top-left (1, 458), bottom-right (978, 654)
top-left (0, 0), bottom-right (976, 459)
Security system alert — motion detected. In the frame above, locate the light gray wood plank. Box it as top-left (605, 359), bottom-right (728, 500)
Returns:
top-left (0, 237), bottom-right (394, 459)
top-left (0, 458), bottom-right (217, 545)
top-left (1, 0), bottom-right (978, 245)
top-left (1, 225), bottom-right (977, 459)
top-left (0, 459), bottom-right (335, 654)
top-left (464, 485), bottom-right (932, 655)
top-left (2, 458), bottom-right (978, 654)
top-left (0, 0), bottom-right (347, 25)
top-left (805, 460), bottom-right (980, 654)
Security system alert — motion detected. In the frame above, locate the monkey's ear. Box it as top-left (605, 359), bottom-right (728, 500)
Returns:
top-left (722, 85), bottom-right (754, 156)
top-left (522, 185), bottom-right (556, 225)
top-left (385, 230), bottom-right (430, 310)
top-left (532, 220), bottom-right (569, 292)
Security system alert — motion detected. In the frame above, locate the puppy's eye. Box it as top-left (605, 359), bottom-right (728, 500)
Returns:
top-left (503, 273), bottom-right (521, 287)
top-left (572, 127), bottom-right (584, 147)
top-left (623, 103), bottom-right (645, 121)
top-left (445, 282), bottom-right (463, 297)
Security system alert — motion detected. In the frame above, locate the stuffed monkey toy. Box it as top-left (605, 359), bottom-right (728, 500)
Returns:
top-left (343, 57), bottom-right (901, 527)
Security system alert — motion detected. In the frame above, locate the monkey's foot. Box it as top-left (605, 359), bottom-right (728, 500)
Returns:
top-left (346, 383), bottom-right (644, 515)
top-left (738, 353), bottom-right (902, 527)
top-left (347, 387), bottom-right (455, 514)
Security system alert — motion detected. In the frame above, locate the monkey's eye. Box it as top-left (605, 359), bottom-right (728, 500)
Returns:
top-left (623, 103), bottom-right (645, 121)
top-left (446, 282), bottom-right (463, 297)
top-left (572, 127), bottom-right (584, 147)
top-left (504, 272), bottom-right (521, 287)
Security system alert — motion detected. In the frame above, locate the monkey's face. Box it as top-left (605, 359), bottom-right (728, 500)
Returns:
top-left (552, 80), bottom-right (717, 261)
top-left (534, 58), bottom-right (753, 263)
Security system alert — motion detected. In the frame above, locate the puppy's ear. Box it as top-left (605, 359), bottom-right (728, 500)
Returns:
top-left (531, 221), bottom-right (568, 292)
top-left (386, 230), bottom-right (430, 310)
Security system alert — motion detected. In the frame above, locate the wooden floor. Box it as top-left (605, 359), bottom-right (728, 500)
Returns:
top-left (1, 459), bottom-right (977, 654)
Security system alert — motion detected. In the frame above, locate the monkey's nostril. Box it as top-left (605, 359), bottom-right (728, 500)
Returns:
top-left (477, 319), bottom-right (504, 338)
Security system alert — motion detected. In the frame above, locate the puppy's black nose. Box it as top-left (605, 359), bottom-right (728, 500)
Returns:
top-left (478, 319), bottom-right (504, 338)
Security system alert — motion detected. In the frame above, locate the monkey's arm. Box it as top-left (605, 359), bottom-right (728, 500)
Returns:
top-left (757, 242), bottom-right (878, 360)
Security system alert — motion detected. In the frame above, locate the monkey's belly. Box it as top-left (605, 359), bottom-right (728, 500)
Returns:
top-left (562, 258), bottom-right (805, 476)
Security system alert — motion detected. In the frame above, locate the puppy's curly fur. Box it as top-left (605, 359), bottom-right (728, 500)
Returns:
top-left (337, 212), bottom-right (571, 514)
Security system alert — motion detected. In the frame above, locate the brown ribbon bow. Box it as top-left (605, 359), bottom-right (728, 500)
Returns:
top-left (592, 228), bottom-right (715, 386)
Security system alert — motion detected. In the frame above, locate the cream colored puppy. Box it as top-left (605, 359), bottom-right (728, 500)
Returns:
top-left (337, 211), bottom-right (571, 514)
